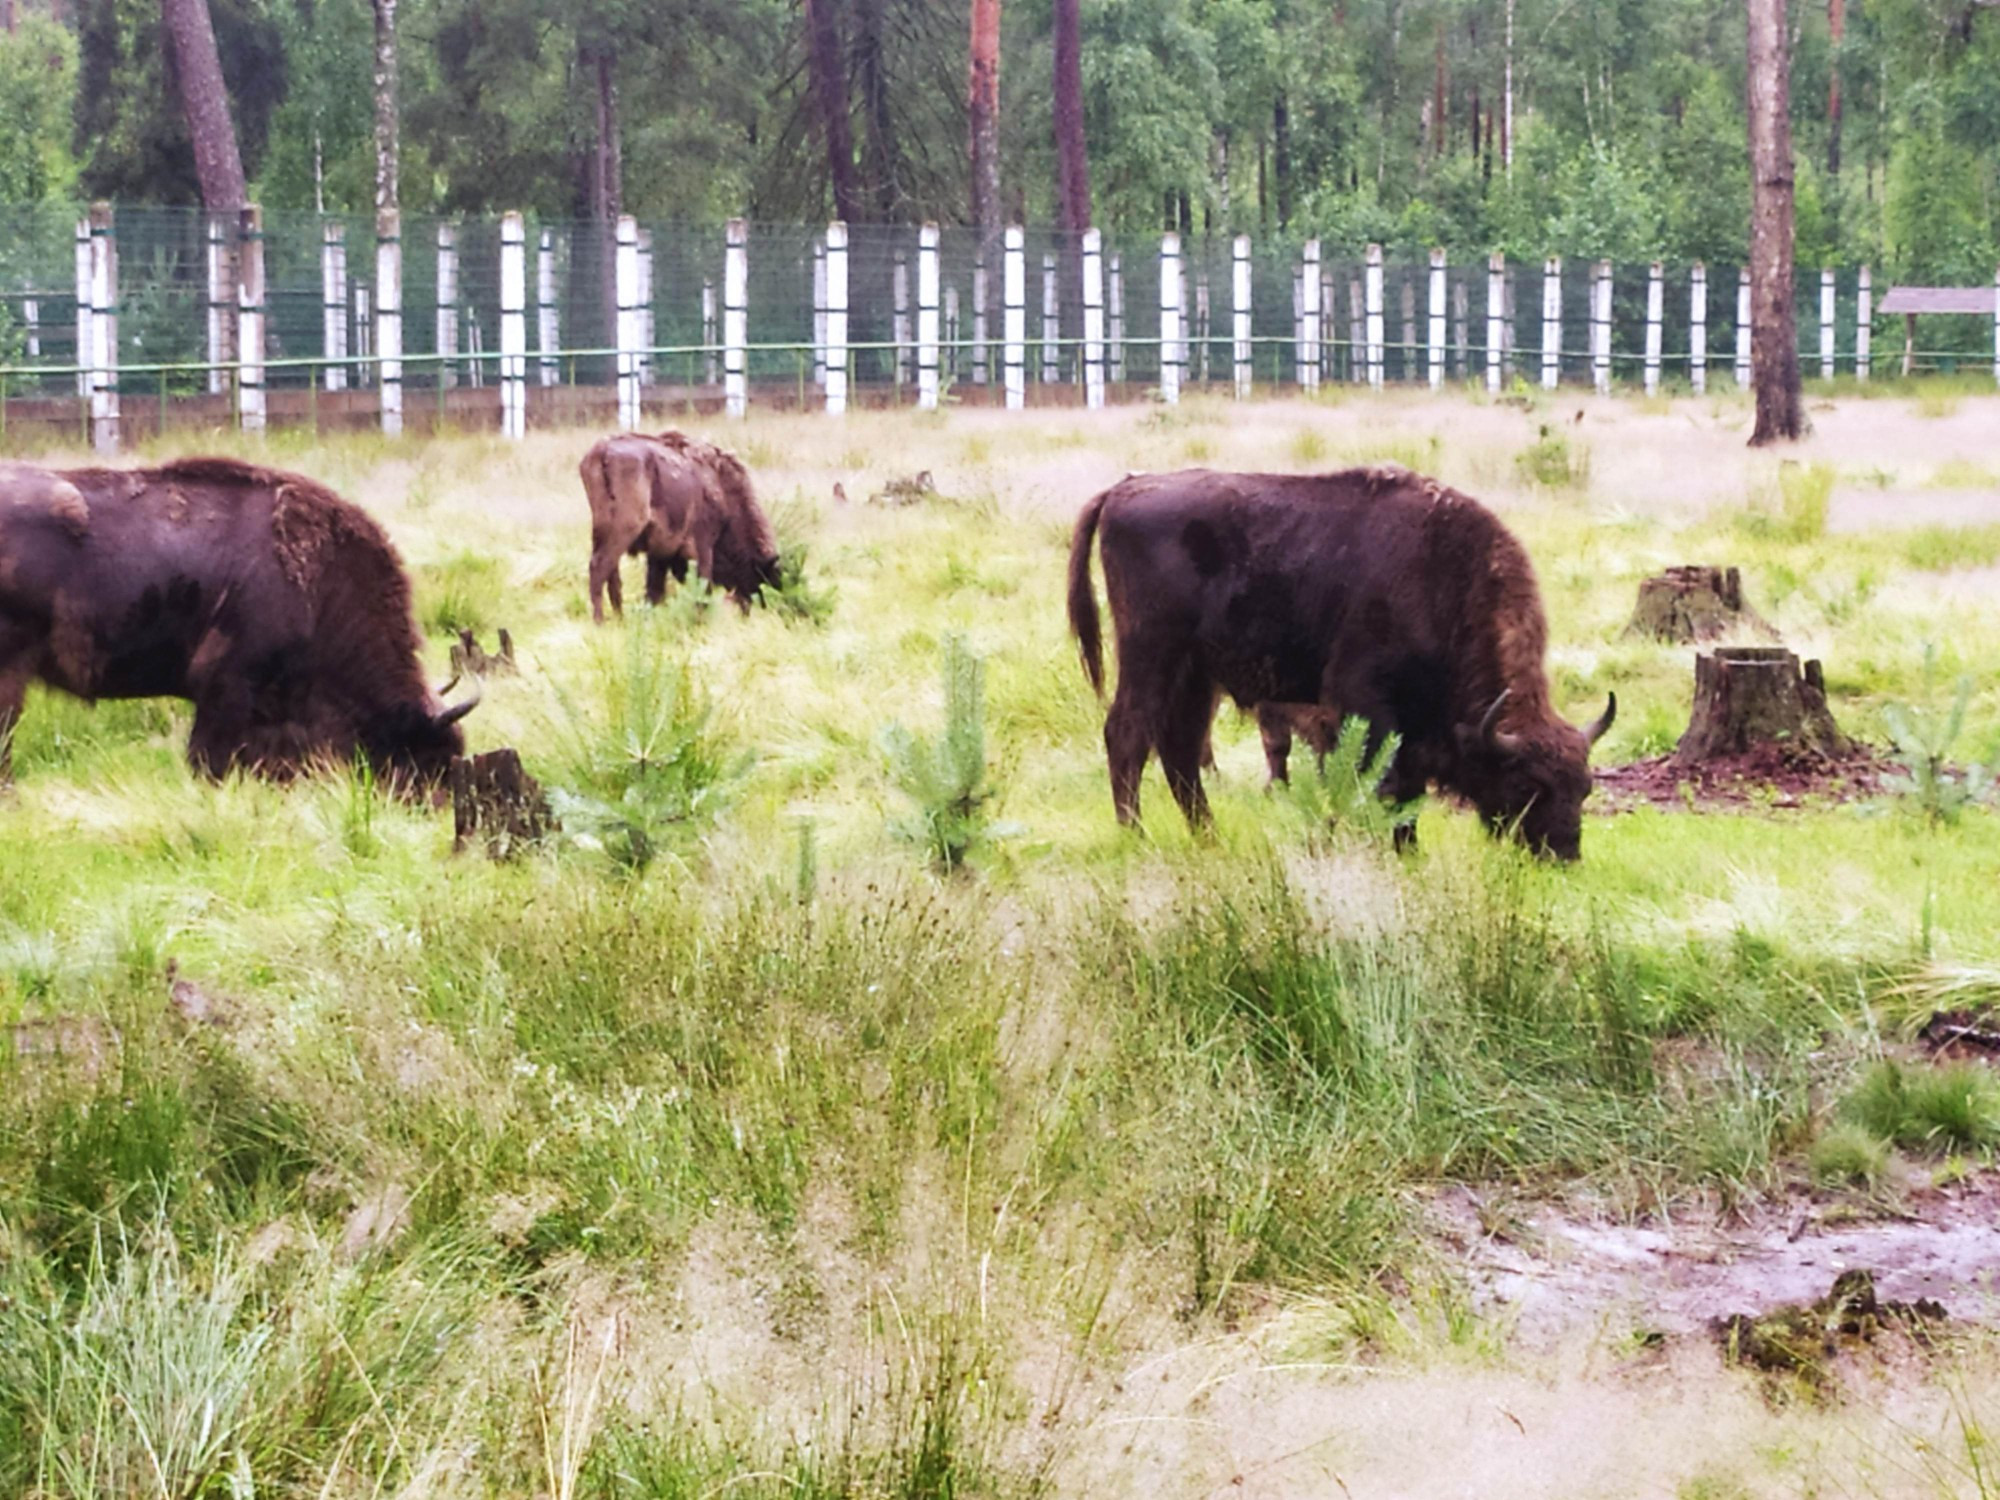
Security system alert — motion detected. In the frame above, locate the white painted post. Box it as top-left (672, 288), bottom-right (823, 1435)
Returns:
top-left (1452, 277), bottom-right (1469, 377)
top-left (1993, 265), bottom-right (1999, 386)
top-left (1041, 251), bottom-right (1059, 383)
top-left (206, 215), bottom-right (229, 394)
top-left (466, 312), bottom-right (483, 389)
top-left (73, 217), bottom-right (90, 400)
top-left (1735, 268), bottom-right (1752, 387)
top-left (1540, 256), bottom-right (1562, 390)
top-left (236, 205), bottom-right (264, 435)
top-left (1690, 264), bottom-right (1708, 395)
top-left (1364, 244), bottom-right (1385, 390)
top-left (538, 230), bottom-right (560, 387)
top-left (1427, 248), bottom-right (1447, 390)
top-left (723, 218), bottom-right (747, 419)
top-left (1109, 253), bottom-right (1124, 382)
top-left (945, 283), bottom-right (961, 382)
top-left (23, 296), bottom-right (36, 359)
top-left (1083, 227), bottom-right (1106, 410)
top-left (375, 208), bottom-right (401, 435)
top-left (1645, 261), bottom-right (1665, 396)
top-left (971, 253), bottom-right (989, 386)
top-left (894, 247), bottom-right (912, 389)
top-left (637, 228), bottom-right (656, 387)
top-left (701, 280), bottom-right (718, 386)
top-left (825, 221), bottom-right (849, 416)
top-left (1291, 271), bottom-right (1303, 383)
top-left (1232, 234), bottom-right (1252, 399)
top-left (1195, 271), bottom-right (1211, 384)
top-left (87, 203), bottom-right (117, 452)
top-left (1401, 279), bottom-right (1418, 381)
top-left (323, 223), bottom-right (348, 392)
top-left (500, 211), bottom-right (527, 441)
top-left (1591, 260), bottom-right (1612, 395)
top-left (1820, 268), bottom-right (1836, 380)
top-left (1300, 239), bottom-right (1321, 393)
top-left (917, 222), bottom-right (940, 412)
top-left (436, 223), bottom-right (459, 391)
top-left (1347, 278), bottom-right (1364, 384)
top-left (615, 214), bottom-right (640, 428)
top-left (354, 282), bottom-right (371, 386)
top-left (1486, 254), bottom-right (1504, 395)
top-left (1855, 265), bottom-right (1871, 382)
top-left (1159, 232), bottom-right (1182, 404)
top-left (812, 236), bottom-right (828, 388)
top-left (1003, 225), bottom-right (1026, 410)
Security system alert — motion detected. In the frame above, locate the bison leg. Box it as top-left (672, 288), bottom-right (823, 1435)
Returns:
top-left (1156, 672), bottom-right (1217, 829)
top-left (187, 689), bottom-right (254, 780)
top-left (589, 532), bottom-right (628, 622)
top-left (0, 652), bottom-right (32, 784)
top-left (1103, 685), bottom-right (1152, 827)
top-left (646, 553), bottom-right (674, 606)
top-left (1256, 706), bottom-right (1295, 785)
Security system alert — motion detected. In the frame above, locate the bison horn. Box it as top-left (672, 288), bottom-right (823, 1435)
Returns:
top-left (433, 671), bottom-right (483, 728)
top-left (1583, 691), bottom-right (1617, 748)
top-left (1479, 689), bottom-right (1526, 757)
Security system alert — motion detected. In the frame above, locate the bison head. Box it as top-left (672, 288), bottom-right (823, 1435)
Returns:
top-left (1455, 689), bottom-right (1615, 861)
top-left (365, 672), bottom-right (483, 791)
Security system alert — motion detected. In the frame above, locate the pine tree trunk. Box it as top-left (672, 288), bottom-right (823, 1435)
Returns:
top-left (808, 0), bottom-right (862, 223)
top-left (854, 0), bottom-right (897, 218)
top-left (1273, 92), bottom-right (1292, 229)
top-left (371, 0), bottom-right (397, 214)
top-left (1052, 0), bottom-right (1090, 237)
top-left (161, 0), bottom-right (246, 212)
top-left (585, 44), bottom-right (622, 370)
top-left (1747, 0), bottom-right (1804, 444)
top-left (1826, 0), bottom-right (1845, 179)
top-left (1502, 0), bottom-right (1515, 176)
top-left (969, 0), bottom-right (1001, 234)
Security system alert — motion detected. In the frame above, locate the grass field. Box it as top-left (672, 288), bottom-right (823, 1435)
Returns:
top-left (3, 383), bottom-right (1999, 1497)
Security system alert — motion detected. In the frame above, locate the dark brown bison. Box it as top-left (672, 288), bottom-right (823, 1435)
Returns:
top-left (0, 457), bottom-right (480, 788)
top-left (1067, 465), bottom-right (1614, 859)
top-left (580, 430), bottom-right (781, 619)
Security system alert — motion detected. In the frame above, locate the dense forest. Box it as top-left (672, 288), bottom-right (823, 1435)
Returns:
top-left (0, 0), bottom-right (1995, 277)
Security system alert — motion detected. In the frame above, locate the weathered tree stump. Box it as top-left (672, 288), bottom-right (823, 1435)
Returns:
top-left (1626, 566), bottom-right (1773, 642)
top-left (449, 748), bottom-right (555, 858)
top-left (1673, 647), bottom-right (1846, 765)
top-left (449, 628), bottom-right (517, 678)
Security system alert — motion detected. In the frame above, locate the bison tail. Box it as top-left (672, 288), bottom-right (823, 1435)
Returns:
top-left (1067, 488), bottom-right (1111, 697)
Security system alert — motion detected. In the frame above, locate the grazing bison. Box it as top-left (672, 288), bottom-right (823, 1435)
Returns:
top-left (580, 430), bottom-right (781, 619)
top-left (0, 457), bottom-right (480, 787)
top-left (1067, 465), bottom-right (1615, 859)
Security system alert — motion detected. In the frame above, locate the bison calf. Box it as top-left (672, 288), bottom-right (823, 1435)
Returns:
top-left (1068, 465), bottom-right (1614, 859)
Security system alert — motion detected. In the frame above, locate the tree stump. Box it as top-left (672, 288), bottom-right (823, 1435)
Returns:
top-left (1625, 566), bottom-right (1773, 642)
top-left (1673, 647), bottom-right (1846, 766)
top-left (449, 628), bottom-right (517, 678)
top-left (449, 748), bottom-right (555, 858)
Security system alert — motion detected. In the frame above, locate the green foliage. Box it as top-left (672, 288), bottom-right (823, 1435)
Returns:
top-left (1841, 1059), bottom-right (2000, 1151)
top-left (1280, 716), bottom-right (1420, 847)
top-left (541, 605), bottom-right (747, 871)
top-left (1808, 1122), bottom-right (1892, 1189)
top-left (419, 550), bottom-right (507, 639)
top-left (0, 19), bottom-right (78, 205)
top-left (1733, 463), bottom-right (1834, 543)
top-left (1881, 646), bottom-right (1997, 827)
top-left (881, 634), bottom-right (1002, 872)
top-left (1514, 428), bottom-right (1589, 488)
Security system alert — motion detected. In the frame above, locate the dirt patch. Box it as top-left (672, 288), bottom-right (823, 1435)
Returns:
top-left (1595, 742), bottom-right (1895, 811)
top-left (1434, 1173), bottom-right (2000, 1344)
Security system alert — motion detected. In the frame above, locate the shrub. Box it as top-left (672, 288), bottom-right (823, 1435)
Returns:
top-left (418, 549), bottom-right (505, 637)
top-left (881, 634), bottom-right (1005, 872)
top-left (1279, 715), bottom-right (1420, 848)
top-left (1808, 1122), bottom-right (1892, 1189)
top-left (1881, 646), bottom-right (1997, 827)
top-left (1514, 427), bottom-right (1588, 488)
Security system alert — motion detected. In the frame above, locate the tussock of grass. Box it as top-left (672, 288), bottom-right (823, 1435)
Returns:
top-left (1903, 523), bottom-right (2000, 572)
top-left (1841, 1060), bottom-right (2000, 1152)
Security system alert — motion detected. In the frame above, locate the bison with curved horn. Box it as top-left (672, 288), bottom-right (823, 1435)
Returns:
top-left (580, 429), bottom-right (781, 618)
top-left (1067, 465), bottom-right (1615, 859)
top-left (0, 457), bottom-right (480, 789)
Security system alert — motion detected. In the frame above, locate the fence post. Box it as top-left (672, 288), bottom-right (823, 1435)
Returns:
top-left (206, 214), bottom-right (232, 395)
top-left (87, 203), bottom-right (117, 452)
top-left (354, 283), bottom-right (371, 386)
top-left (1426, 248), bottom-right (1447, 390)
top-left (375, 210), bottom-right (401, 435)
top-left (701, 280), bottom-right (717, 387)
top-left (945, 283), bottom-right (961, 382)
top-left (23, 295), bottom-right (36, 359)
top-left (1855, 265), bottom-right (1871, 382)
top-left (1298, 239), bottom-right (1321, 393)
top-left (74, 217), bottom-right (90, 401)
top-left (1159, 232), bottom-right (1182, 405)
top-left (812, 236), bottom-right (828, 388)
top-left (1083, 227), bottom-right (1105, 410)
top-left (1540, 256), bottom-right (1562, 390)
top-left (538, 230), bottom-right (561, 388)
top-left (1364, 244), bottom-right (1385, 390)
top-left (322, 223), bottom-right (348, 393)
top-left (1109, 253), bottom-right (1124, 383)
top-left (723, 218), bottom-right (747, 420)
top-left (888, 246), bottom-right (909, 390)
top-left (1993, 265), bottom-right (1999, 387)
top-left (1820, 267), bottom-right (1836, 380)
top-left (1483, 255), bottom-right (1503, 395)
top-left (1003, 225), bottom-right (1026, 410)
top-left (500, 211), bottom-right (527, 441)
top-left (972, 250), bottom-right (990, 386)
top-left (1645, 261), bottom-right (1664, 395)
top-left (917, 222), bottom-right (940, 412)
top-left (825, 221), bottom-right (848, 416)
top-left (638, 228), bottom-right (656, 388)
top-left (1195, 269), bottom-right (1212, 384)
top-left (1690, 263), bottom-right (1708, 395)
top-left (1735, 269), bottom-right (1752, 387)
top-left (615, 215), bottom-right (640, 428)
top-left (436, 223), bottom-right (459, 391)
top-left (1401, 279), bottom-right (1418, 381)
top-left (1231, 234), bottom-right (1252, 399)
top-left (1589, 261), bottom-right (1611, 395)
top-left (1040, 251), bottom-right (1058, 384)
top-left (236, 205), bottom-right (265, 436)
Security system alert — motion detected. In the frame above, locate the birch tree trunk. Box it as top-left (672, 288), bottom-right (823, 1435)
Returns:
top-left (372, 0), bottom-right (397, 213)
top-left (807, 0), bottom-right (862, 223)
top-left (1748, 0), bottom-right (1805, 443)
top-left (162, 0), bottom-right (246, 212)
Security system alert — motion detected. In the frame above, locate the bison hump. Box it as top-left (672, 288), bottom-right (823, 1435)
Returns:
top-left (0, 464), bottom-right (92, 540)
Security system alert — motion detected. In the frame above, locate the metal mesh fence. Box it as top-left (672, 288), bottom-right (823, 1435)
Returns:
top-left (2, 202), bottom-right (1993, 445)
